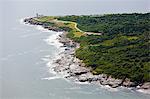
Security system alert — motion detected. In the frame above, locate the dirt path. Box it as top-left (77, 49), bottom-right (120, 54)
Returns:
top-left (55, 19), bottom-right (102, 35)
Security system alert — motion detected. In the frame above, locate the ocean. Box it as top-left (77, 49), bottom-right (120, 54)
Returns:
top-left (0, 0), bottom-right (149, 99)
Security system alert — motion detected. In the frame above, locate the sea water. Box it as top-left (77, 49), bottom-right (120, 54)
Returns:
top-left (0, 0), bottom-right (149, 99)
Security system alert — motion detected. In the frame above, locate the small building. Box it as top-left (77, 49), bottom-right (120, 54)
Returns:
top-left (36, 13), bottom-right (44, 18)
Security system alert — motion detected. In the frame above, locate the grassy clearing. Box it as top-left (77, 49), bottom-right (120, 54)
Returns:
top-left (55, 20), bottom-right (84, 37)
top-left (101, 36), bottom-right (139, 46)
top-left (126, 36), bottom-right (139, 40)
top-left (34, 16), bottom-right (85, 38)
top-left (101, 39), bottom-right (114, 46)
top-left (73, 32), bottom-right (84, 37)
top-left (35, 16), bottom-right (55, 22)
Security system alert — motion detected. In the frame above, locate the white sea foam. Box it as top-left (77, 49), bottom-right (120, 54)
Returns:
top-left (19, 18), bottom-right (26, 25)
top-left (75, 81), bottom-right (90, 85)
top-left (44, 52), bottom-right (67, 77)
top-left (41, 76), bottom-right (62, 80)
top-left (20, 17), bottom-right (51, 33)
top-left (20, 17), bottom-right (63, 47)
top-left (20, 17), bottom-right (66, 80)
top-left (19, 17), bottom-right (32, 24)
top-left (41, 58), bottom-right (50, 62)
top-left (44, 32), bottom-right (63, 48)
top-left (35, 25), bottom-right (52, 33)
top-left (100, 85), bottom-right (119, 92)
top-left (46, 60), bottom-right (56, 74)
top-left (41, 55), bottom-right (52, 62)
top-left (137, 89), bottom-right (150, 94)
top-left (44, 55), bottom-right (51, 58)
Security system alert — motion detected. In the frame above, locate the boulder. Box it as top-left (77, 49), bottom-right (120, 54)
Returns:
top-left (100, 76), bottom-right (122, 88)
top-left (122, 78), bottom-right (135, 87)
top-left (140, 82), bottom-right (150, 89)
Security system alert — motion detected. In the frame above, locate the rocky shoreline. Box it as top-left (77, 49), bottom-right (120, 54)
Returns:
top-left (24, 17), bottom-right (150, 94)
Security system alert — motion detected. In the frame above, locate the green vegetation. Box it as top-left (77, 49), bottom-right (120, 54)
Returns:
top-left (58, 13), bottom-right (149, 36)
top-left (36, 16), bottom-right (85, 37)
top-left (35, 13), bottom-right (150, 85)
top-left (57, 13), bottom-right (150, 84)
top-left (35, 16), bottom-right (56, 22)
top-left (56, 20), bottom-right (85, 37)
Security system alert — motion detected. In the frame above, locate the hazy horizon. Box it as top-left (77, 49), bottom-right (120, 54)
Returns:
top-left (0, 0), bottom-right (149, 16)
top-left (0, 0), bottom-right (150, 99)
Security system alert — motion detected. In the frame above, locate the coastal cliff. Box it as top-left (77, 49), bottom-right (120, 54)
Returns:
top-left (24, 14), bottom-right (150, 94)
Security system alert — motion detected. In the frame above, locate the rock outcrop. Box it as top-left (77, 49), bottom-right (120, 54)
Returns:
top-left (24, 17), bottom-right (150, 94)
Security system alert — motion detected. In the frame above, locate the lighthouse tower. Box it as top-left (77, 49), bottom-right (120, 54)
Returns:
top-left (36, 13), bottom-right (39, 18)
